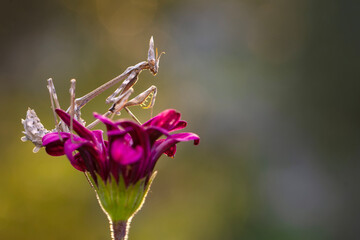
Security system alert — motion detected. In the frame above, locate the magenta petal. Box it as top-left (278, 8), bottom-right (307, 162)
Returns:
top-left (168, 132), bottom-right (200, 145)
top-left (55, 109), bottom-right (95, 141)
top-left (151, 132), bottom-right (200, 162)
top-left (107, 129), bottom-right (128, 137)
top-left (42, 132), bottom-right (71, 156)
top-left (143, 109), bottom-right (181, 131)
top-left (165, 145), bottom-right (176, 157)
top-left (42, 132), bottom-right (70, 145)
top-left (111, 139), bottom-right (142, 165)
top-left (146, 126), bottom-right (170, 145)
top-left (71, 152), bottom-right (86, 172)
top-left (92, 130), bottom-right (107, 154)
top-left (45, 143), bottom-right (65, 156)
top-left (172, 120), bottom-right (187, 131)
top-left (116, 120), bottom-right (151, 181)
top-left (64, 139), bottom-right (89, 170)
top-left (92, 130), bottom-right (104, 143)
top-left (154, 139), bottom-right (177, 157)
top-left (117, 121), bottom-right (150, 151)
top-left (94, 112), bottom-right (119, 131)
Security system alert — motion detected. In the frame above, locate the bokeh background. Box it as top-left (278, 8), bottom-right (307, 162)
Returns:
top-left (0, 0), bottom-right (359, 239)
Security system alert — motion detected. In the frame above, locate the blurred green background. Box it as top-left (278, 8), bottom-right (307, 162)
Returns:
top-left (0, 0), bottom-right (359, 239)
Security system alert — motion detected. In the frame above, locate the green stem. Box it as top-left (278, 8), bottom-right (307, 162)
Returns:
top-left (111, 220), bottom-right (129, 240)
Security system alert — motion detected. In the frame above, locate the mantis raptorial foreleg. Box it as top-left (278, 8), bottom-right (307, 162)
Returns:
top-left (125, 85), bottom-right (157, 109)
top-left (124, 85), bottom-right (157, 122)
top-left (108, 88), bottom-right (134, 114)
top-left (87, 85), bottom-right (157, 128)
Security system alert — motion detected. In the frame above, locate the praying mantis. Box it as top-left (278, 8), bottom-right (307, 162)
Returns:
top-left (22, 37), bottom-right (164, 152)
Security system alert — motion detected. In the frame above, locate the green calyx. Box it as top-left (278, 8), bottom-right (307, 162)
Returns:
top-left (87, 172), bottom-right (157, 222)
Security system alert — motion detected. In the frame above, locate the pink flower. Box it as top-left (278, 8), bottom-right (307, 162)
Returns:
top-left (43, 109), bottom-right (199, 187)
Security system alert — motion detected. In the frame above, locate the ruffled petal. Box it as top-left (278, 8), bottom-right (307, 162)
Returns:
top-left (63, 138), bottom-right (104, 183)
top-left (151, 132), bottom-right (200, 163)
top-left (164, 144), bottom-right (176, 157)
top-left (71, 152), bottom-right (86, 172)
top-left (45, 143), bottom-right (65, 156)
top-left (143, 109), bottom-right (181, 131)
top-left (42, 132), bottom-right (71, 156)
top-left (63, 138), bottom-right (91, 171)
top-left (153, 139), bottom-right (176, 157)
top-left (172, 120), bottom-right (187, 131)
top-left (42, 132), bottom-right (70, 145)
top-left (145, 126), bottom-right (170, 145)
top-left (168, 132), bottom-right (200, 145)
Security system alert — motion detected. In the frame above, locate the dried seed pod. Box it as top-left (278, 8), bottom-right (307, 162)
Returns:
top-left (21, 108), bottom-right (49, 153)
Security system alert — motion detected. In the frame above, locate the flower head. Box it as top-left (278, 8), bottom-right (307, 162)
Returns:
top-left (42, 108), bottom-right (199, 221)
top-left (44, 108), bottom-right (199, 184)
